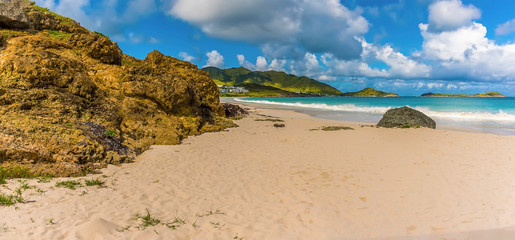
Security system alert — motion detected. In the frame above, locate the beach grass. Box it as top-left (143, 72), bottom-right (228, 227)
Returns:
top-left (310, 126), bottom-right (355, 131)
top-left (166, 217), bottom-right (186, 230)
top-left (135, 209), bottom-right (161, 230)
top-left (322, 126), bottom-right (354, 131)
top-left (85, 178), bottom-right (105, 187)
top-left (0, 166), bottom-right (35, 184)
top-left (0, 193), bottom-right (23, 206)
top-left (37, 176), bottom-right (53, 183)
top-left (55, 180), bottom-right (82, 190)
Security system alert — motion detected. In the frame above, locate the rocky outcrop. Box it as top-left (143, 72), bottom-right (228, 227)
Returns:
top-left (0, 0), bottom-right (31, 30)
top-left (69, 34), bottom-right (122, 65)
top-left (222, 103), bottom-right (249, 118)
top-left (377, 107), bottom-right (436, 129)
top-left (0, 2), bottom-right (234, 176)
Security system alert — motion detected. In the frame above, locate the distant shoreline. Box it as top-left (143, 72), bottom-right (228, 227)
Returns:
top-left (421, 92), bottom-right (506, 97)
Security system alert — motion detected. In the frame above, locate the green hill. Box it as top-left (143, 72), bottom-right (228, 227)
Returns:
top-left (342, 88), bottom-right (399, 97)
top-left (421, 92), bottom-right (505, 97)
top-left (218, 83), bottom-right (304, 97)
top-left (202, 67), bottom-right (343, 96)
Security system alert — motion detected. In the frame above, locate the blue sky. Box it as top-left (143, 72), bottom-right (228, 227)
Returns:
top-left (35, 0), bottom-right (515, 96)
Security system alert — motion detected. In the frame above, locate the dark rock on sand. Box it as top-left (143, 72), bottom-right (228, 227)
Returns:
top-left (222, 103), bottom-right (249, 118)
top-left (274, 124), bottom-right (285, 128)
top-left (377, 106), bottom-right (436, 129)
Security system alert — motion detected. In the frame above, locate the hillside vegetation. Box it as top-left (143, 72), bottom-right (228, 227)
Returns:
top-left (342, 88), bottom-right (399, 97)
top-left (203, 67), bottom-right (343, 96)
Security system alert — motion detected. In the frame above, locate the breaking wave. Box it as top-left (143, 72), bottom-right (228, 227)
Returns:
top-left (235, 98), bottom-right (515, 122)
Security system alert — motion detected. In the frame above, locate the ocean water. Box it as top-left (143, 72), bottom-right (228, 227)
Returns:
top-left (235, 97), bottom-right (515, 135)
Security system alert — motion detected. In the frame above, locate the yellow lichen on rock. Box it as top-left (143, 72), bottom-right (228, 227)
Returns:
top-left (0, 2), bottom-right (232, 176)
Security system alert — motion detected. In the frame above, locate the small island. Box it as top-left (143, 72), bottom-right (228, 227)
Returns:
top-left (342, 88), bottom-right (399, 97)
top-left (421, 92), bottom-right (506, 97)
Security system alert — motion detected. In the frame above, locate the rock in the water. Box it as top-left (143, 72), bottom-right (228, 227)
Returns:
top-left (377, 106), bottom-right (436, 129)
top-left (222, 103), bottom-right (248, 118)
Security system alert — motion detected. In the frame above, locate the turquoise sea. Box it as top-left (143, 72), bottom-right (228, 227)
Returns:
top-left (235, 97), bottom-right (515, 135)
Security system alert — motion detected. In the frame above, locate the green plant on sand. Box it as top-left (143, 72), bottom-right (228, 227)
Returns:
top-left (0, 166), bottom-right (35, 184)
top-left (55, 180), bottom-right (82, 190)
top-left (0, 193), bottom-right (23, 206)
top-left (84, 178), bottom-right (105, 187)
top-left (311, 126), bottom-right (355, 131)
top-left (135, 209), bottom-right (162, 230)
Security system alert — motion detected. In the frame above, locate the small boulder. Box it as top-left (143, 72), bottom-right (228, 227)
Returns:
top-left (377, 106), bottom-right (436, 129)
top-left (274, 123), bottom-right (285, 128)
top-left (222, 103), bottom-right (248, 118)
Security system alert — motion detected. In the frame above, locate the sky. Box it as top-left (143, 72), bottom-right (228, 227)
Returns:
top-left (34, 0), bottom-right (515, 96)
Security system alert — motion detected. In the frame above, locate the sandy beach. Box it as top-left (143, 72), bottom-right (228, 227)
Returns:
top-left (1, 104), bottom-right (515, 240)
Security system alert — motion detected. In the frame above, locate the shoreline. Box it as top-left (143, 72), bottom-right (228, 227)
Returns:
top-left (222, 97), bottom-right (515, 136)
top-left (221, 97), bottom-right (494, 135)
top-left (1, 104), bottom-right (515, 239)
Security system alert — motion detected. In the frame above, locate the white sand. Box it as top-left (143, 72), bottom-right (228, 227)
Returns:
top-left (1, 106), bottom-right (515, 240)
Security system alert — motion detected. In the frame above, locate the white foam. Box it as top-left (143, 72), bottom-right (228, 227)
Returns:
top-left (235, 98), bottom-right (390, 113)
top-left (235, 98), bottom-right (515, 122)
top-left (414, 107), bottom-right (515, 122)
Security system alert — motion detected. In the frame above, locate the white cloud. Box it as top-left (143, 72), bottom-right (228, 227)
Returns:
top-left (304, 53), bottom-right (321, 73)
top-left (237, 54), bottom-right (246, 65)
top-left (148, 37), bottom-right (160, 44)
top-left (318, 75), bottom-right (336, 81)
top-left (287, 52), bottom-right (325, 78)
top-left (179, 52), bottom-right (196, 62)
top-left (320, 38), bottom-right (430, 79)
top-left (496, 18), bottom-right (515, 36)
top-left (428, 0), bottom-right (480, 32)
top-left (419, 22), bottom-right (515, 81)
top-left (255, 56), bottom-right (269, 71)
top-left (360, 38), bottom-right (431, 78)
top-left (128, 32), bottom-right (144, 43)
top-left (204, 50), bottom-right (225, 68)
top-left (268, 59), bottom-right (287, 72)
top-left (237, 55), bottom-right (286, 72)
top-left (166, 0), bottom-right (369, 60)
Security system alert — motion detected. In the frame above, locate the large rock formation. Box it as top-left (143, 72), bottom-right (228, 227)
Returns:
top-left (377, 107), bottom-right (436, 129)
top-left (0, 1), bottom-right (234, 176)
top-left (0, 0), bottom-right (32, 30)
